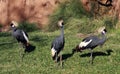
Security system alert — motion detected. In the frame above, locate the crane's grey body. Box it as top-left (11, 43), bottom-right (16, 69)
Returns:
top-left (11, 27), bottom-right (29, 45)
top-left (10, 22), bottom-right (30, 60)
top-left (51, 26), bottom-right (65, 60)
top-left (80, 34), bottom-right (106, 50)
top-left (51, 26), bottom-right (64, 54)
top-left (74, 29), bottom-right (107, 64)
top-left (51, 20), bottom-right (65, 67)
top-left (10, 21), bottom-right (36, 61)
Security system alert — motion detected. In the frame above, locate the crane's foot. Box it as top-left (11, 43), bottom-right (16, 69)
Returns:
top-left (89, 49), bottom-right (93, 64)
top-left (90, 60), bottom-right (93, 64)
top-left (54, 55), bottom-right (59, 68)
top-left (88, 58), bottom-right (93, 64)
top-left (54, 61), bottom-right (59, 68)
top-left (57, 55), bottom-right (63, 68)
top-left (60, 62), bottom-right (63, 69)
top-left (60, 55), bottom-right (63, 68)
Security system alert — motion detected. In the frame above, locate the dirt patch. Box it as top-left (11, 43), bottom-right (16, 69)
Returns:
top-left (0, 0), bottom-right (60, 31)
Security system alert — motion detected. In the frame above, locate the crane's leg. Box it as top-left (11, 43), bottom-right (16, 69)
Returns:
top-left (55, 53), bottom-right (59, 67)
top-left (90, 49), bottom-right (93, 64)
top-left (55, 53), bottom-right (58, 63)
top-left (60, 51), bottom-right (63, 68)
top-left (60, 54), bottom-right (63, 68)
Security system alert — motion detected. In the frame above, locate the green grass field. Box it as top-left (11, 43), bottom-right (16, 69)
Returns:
top-left (0, 29), bottom-right (120, 74)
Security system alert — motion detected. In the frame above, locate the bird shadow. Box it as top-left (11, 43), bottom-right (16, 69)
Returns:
top-left (62, 53), bottom-right (73, 61)
top-left (0, 42), bottom-right (15, 46)
top-left (25, 44), bottom-right (36, 53)
top-left (57, 53), bottom-right (74, 62)
top-left (31, 35), bottom-right (49, 46)
top-left (80, 49), bottom-right (113, 61)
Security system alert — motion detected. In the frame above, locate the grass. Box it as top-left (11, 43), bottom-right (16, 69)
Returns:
top-left (0, 28), bottom-right (120, 74)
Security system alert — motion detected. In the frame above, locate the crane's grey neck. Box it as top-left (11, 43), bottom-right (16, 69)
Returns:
top-left (60, 26), bottom-right (64, 38)
top-left (99, 32), bottom-right (106, 45)
top-left (11, 27), bottom-right (17, 31)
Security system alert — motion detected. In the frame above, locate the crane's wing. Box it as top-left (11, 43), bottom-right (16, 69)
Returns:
top-left (82, 36), bottom-right (96, 42)
top-left (80, 36), bottom-right (100, 48)
top-left (22, 30), bottom-right (29, 43)
top-left (85, 36), bottom-right (100, 48)
top-left (12, 29), bottom-right (29, 43)
top-left (23, 31), bottom-right (29, 38)
top-left (79, 39), bottom-right (92, 48)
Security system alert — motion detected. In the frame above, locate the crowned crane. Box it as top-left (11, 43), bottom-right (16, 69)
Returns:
top-left (73, 27), bottom-right (107, 64)
top-left (51, 19), bottom-right (65, 67)
top-left (10, 21), bottom-right (30, 58)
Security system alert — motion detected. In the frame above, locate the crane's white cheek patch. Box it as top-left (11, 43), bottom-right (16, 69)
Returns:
top-left (51, 48), bottom-right (56, 57)
top-left (79, 39), bottom-right (92, 48)
top-left (12, 25), bottom-right (15, 27)
top-left (22, 31), bottom-right (29, 43)
top-left (102, 30), bottom-right (106, 34)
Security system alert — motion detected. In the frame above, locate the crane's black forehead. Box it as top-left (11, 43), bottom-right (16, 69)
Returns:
top-left (10, 23), bottom-right (14, 26)
top-left (104, 29), bottom-right (107, 32)
top-left (62, 22), bottom-right (64, 25)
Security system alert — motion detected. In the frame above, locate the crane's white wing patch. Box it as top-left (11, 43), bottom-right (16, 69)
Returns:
top-left (22, 31), bottom-right (29, 43)
top-left (79, 39), bottom-right (92, 48)
top-left (51, 47), bottom-right (56, 57)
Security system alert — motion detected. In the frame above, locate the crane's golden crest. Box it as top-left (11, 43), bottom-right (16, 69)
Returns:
top-left (11, 21), bottom-right (18, 27)
top-left (98, 26), bottom-right (106, 33)
top-left (58, 20), bottom-right (63, 27)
